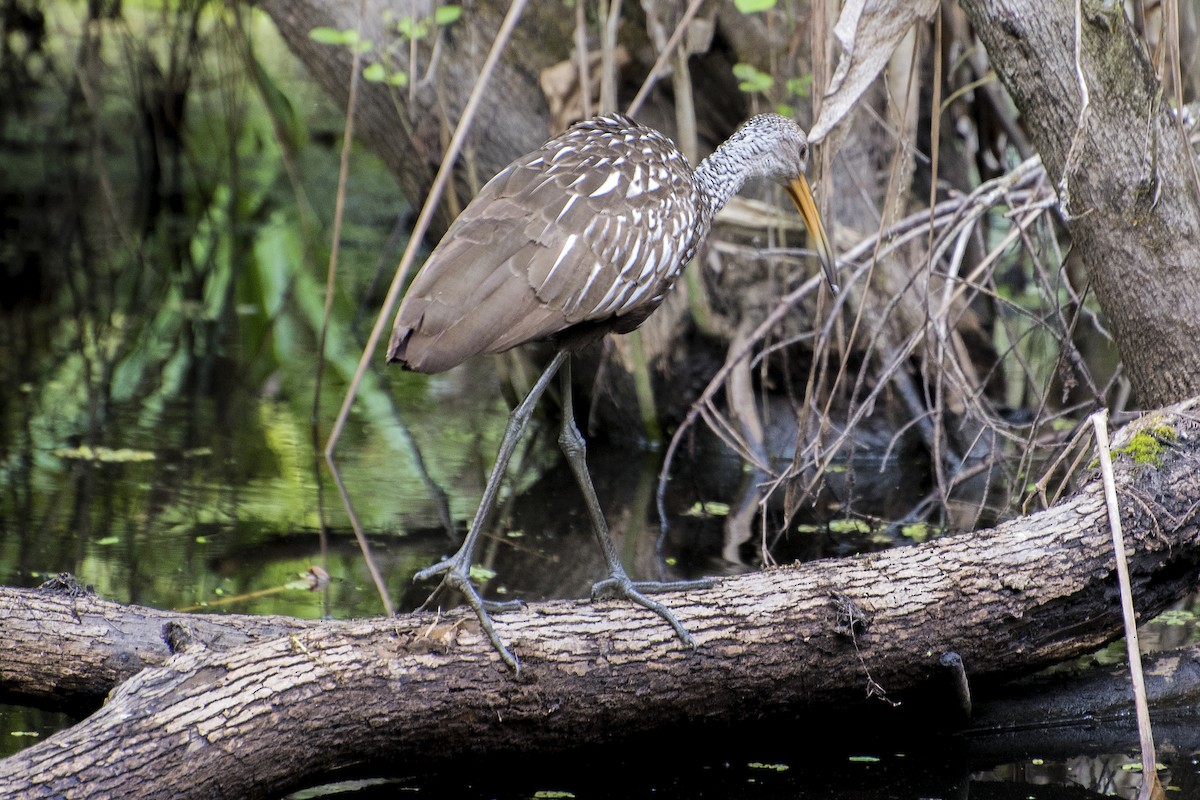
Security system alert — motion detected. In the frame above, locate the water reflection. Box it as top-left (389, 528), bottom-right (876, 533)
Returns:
top-left (276, 722), bottom-right (1192, 800)
top-left (0, 356), bottom-right (927, 615)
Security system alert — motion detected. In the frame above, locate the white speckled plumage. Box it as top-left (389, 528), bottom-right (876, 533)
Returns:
top-left (388, 113), bottom-right (828, 373)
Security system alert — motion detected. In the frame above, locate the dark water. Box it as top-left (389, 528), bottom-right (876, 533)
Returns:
top-left (1, 4), bottom-right (1196, 798)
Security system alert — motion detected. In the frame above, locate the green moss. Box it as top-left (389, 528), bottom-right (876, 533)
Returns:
top-left (1111, 424), bottom-right (1179, 468)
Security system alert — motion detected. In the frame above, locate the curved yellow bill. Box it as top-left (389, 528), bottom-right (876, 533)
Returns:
top-left (786, 176), bottom-right (838, 294)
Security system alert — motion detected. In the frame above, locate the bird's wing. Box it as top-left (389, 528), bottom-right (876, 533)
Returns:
top-left (388, 154), bottom-right (580, 372)
top-left (389, 127), bottom-right (702, 372)
top-left (512, 135), bottom-right (702, 325)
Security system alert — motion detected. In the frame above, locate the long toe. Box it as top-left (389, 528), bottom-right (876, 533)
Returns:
top-left (417, 563), bottom-right (523, 614)
top-left (415, 562), bottom-right (524, 673)
top-left (590, 574), bottom-right (699, 650)
top-left (626, 577), bottom-right (715, 594)
top-left (413, 557), bottom-right (457, 584)
top-left (446, 578), bottom-right (523, 673)
top-left (482, 597), bottom-right (526, 613)
top-left (458, 589), bottom-right (522, 673)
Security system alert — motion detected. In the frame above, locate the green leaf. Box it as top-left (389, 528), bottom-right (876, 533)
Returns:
top-left (469, 564), bottom-right (497, 582)
top-left (362, 62), bottom-right (387, 82)
top-left (732, 62), bottom-right (773, 94)
top-left (308, 27), bottom-right (356, 46)
top-left (786, 74), bottom-right (814, 97)
top-left (309, 27), bottom-right (370, 52)
top-left (247, 51), bottom-right (306, 153)
top-left (96, 536), bottom-right (121, 546)
top-left (434, 5), bottom-right (463, 25)
top-left (828, 518), bottom-right (872, 535)
top-left (681, 500), bottom-right (730, 518)
top-left (396, 17), bottom-right (430, 39)
top-left (900, 522), bottom-right (932, 543)
top-left (386, 70), bottom-right (409, 87)
top-left (734, 0), bottom-right (777, 12)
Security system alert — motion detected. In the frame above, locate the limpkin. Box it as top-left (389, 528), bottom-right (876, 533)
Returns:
top-left (388, 113), bottom-right (837, 672)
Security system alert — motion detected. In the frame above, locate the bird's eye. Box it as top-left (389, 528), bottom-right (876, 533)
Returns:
top-left (799, 143), bottom-right (809, 161)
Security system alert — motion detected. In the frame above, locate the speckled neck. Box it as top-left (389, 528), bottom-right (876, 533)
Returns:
top-left (693, 134), bottom-right (753, 221)
top-left (692, 114), bottom-right (809, 222)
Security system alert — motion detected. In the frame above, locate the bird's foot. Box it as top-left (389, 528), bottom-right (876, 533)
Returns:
top-left (415, 557), bottom-right (524, 613)
top-left (414, 557), bottom-right (524, 673)
top-left (590, 573), bottom-right (715, 650)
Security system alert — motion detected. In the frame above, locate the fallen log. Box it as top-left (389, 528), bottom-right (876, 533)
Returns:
top-left (1, 405), bottom-right (1198, 799)
top-left (0, 578), bottom-right (320, 710)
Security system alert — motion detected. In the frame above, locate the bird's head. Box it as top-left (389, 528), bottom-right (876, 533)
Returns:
top-left (730, 114), bottom-right (838, 293)
top-left (730, 113), bottom-right (812, 181)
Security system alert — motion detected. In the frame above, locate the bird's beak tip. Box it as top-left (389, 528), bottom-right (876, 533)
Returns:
top-left (785, 176), bottom-right (838, 294)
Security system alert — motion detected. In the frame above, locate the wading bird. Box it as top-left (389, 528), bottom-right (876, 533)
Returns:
top-left (388, 113), bottom-right (837, 672)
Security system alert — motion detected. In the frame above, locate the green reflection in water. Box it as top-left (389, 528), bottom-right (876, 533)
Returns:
top-left (0, 2), bottom-right (516, 620)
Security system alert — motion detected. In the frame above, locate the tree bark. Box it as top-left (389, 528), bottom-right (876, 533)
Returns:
top-left (0, 584), bottom-right (320, 710)
top-left (958, 0), bottom-right (1200, 405)
top-left (2, 405), bottom-right (1199, 799)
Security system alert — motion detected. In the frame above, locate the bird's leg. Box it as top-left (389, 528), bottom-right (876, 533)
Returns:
top-left (414, 350), bottom-right (570, 672)
top-left (556, 357), bottom-right (713, 650)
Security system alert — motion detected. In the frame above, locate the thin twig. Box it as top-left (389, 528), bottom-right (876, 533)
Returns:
top-left (1090, 410), bottom-right (1163, 800)
top-left (316, 0), bottom-right (392, 614)
top-left (625, 0), bottom-right (705, 118)
top-left (574, 0), bottom-right (592, 118)
top-left (1059, 0), bottom-right (1092, 213)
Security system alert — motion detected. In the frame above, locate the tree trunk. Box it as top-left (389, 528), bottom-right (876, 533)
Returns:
top-left (958, 0), bottom-right (1200, 405)
top-left (2, 405), bottom-right (1199, 799)
top-left (257, 0), bottom-right (733, 235)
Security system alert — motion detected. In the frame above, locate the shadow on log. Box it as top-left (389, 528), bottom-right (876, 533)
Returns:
top-left (1, 404), bottom-right (1199, 798)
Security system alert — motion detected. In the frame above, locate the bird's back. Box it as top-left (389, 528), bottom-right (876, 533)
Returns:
top-left (388, 115), bottom-right (705, 373)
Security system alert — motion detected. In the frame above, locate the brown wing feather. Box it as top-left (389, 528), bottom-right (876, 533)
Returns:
top-left (388, 116), bottom-right (703, 373)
